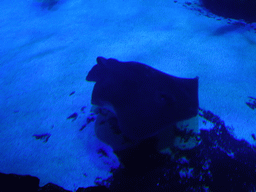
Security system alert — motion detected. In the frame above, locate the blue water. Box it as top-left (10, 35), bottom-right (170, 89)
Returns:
top-left (0, 0), bottom-right (256, 191)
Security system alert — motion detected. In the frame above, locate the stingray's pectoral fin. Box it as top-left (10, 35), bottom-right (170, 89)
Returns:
top-left (86, 56), bottom-right (121, 82)
top-left (86, 57), bottom-right (107, 82)
top-left (96, 56), bottom-right (107, 65)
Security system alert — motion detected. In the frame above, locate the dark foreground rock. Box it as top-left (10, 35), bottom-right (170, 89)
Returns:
top-left (0, 173), bottom-right (39, 192)
top-left (0, 173), bottom-right (109, 192)
top-left (109, 108), bottom-right (256, 192)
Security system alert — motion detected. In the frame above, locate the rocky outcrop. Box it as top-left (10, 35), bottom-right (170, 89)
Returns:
top-left (201, 0), bottom-right (256, 22)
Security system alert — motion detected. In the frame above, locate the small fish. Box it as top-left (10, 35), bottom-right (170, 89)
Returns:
top-left (67, 113), bottom-right (78, 121)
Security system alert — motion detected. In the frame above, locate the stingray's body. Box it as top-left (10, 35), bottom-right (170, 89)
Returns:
top-left (86, 57), bottom-right (198, 140)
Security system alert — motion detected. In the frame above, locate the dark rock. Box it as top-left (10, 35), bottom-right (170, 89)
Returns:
top-left (0, 173), bottom-right (39, 192)
top-left (76, 186), bottom-right (110, 192)
top-left (39, 183), bottom-right (71, 192)
top-left (0, 173), bottom-right (112, 192)
top-left (200, 0), bottom-right (256, 22)
top-left (109, 108), bottom-right (256, 191)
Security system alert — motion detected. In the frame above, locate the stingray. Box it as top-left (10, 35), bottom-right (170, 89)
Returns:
top-left (86, 57), bottom-right (199, 140)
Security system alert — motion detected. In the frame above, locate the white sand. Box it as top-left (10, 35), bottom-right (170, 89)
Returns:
top-left (0, 0), bottom-right (256, 190)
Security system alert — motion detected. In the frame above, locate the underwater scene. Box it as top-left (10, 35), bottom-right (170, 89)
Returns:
top-left (0, 0), bottom-right (256, 191)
